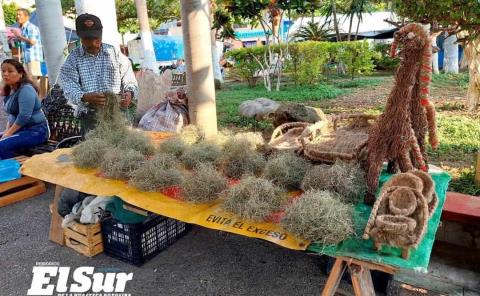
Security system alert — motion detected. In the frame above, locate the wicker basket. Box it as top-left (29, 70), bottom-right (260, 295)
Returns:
top-left (301, 113), bottom-right (377, 163)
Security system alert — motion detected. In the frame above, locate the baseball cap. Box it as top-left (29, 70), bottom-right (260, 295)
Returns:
top-left (76, 13), bottom-right (103, 39)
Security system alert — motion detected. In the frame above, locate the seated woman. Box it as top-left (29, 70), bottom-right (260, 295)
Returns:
top-left (0, 59), bottom-right (48, 159)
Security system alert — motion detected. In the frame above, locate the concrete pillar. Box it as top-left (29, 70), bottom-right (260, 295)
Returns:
top-left (181, 0), bottom-right (218, 137)
top-left (0, 1), bottom-right (11, 58)
top-left (135, 0), bottom-right (158, 73)
top-left (75, 0), bottom-right (120, 49)
top-left (443, 34), bottom-right (459, 74)
top-left (35, 0), bottom-right (67, 86)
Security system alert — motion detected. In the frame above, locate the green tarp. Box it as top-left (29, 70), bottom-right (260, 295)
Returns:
top-left (307, 166), bottom-right (451, 272)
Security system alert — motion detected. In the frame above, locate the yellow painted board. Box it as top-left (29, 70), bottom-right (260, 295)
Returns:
top-left (21, 149), bottom-right (309, 250)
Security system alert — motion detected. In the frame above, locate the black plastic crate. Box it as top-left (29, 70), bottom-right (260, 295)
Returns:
top-left (101, 214), bottom-right (190, 266)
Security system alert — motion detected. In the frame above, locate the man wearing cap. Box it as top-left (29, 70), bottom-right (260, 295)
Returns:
top-left (59, 13), bottom-right (138, 131)
top-left (14, 8), bottom-right (43, 79)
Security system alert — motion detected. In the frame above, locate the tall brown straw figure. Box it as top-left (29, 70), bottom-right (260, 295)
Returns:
top-left (365, 24), bottom-right (438, 205)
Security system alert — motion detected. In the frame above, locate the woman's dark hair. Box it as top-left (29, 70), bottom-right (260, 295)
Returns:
top-left (1, 59), bottom-right (39, 95)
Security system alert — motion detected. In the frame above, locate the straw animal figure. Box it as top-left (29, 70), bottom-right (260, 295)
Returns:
top-left (363, 171), bottom-right (433, 259)
top-left (365, 24), bottom-right (438, 204)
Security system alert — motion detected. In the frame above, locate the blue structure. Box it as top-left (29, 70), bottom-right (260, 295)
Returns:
top-left (152, 35), bottom-right (184, 62)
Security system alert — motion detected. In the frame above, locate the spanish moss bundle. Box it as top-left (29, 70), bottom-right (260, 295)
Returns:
top-left (281, 190), bottom-right (354, 244)
top-left (85, 121), bottom-right (128, 145)
top-left (129, 154), bottom-right (183, 191)
top-left (118, 130), bottom-right (155, 156)
top-left (97, 92), bottom-right (125, 125)
top-left (182, 164), bottom-right (228, 203)
top-left (301, 161), bottom-right (366, 204)
top-left (223, 177), bottom-right (286, 221)
top-left (221, 138), bottom-right (266, 178)
top-left (72, 138), bottom-right (110, 168)
top-left (157, 137), bottom-right (187, 158)
top-left (263, 152), bottom-right (311, 189)
top-left (180, 141), bottom-right (222, 169)
top-left (180, 125), bottom-right (204, 145)
top-left (233, 132), bottom-right (265, 150)
top-left (101, 148), bottom-right (146, 179)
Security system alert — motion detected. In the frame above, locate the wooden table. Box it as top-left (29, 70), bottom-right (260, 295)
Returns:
top-left (322, 256), bottom-right (397, 296)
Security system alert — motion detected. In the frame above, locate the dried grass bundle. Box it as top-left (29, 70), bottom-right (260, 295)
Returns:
top-left (101, 148), bottom-right (146, 179)
top-left (221, 138), bottom-right (266, 178)
top-left (157, 137), bottom-right (187, 158)
top-left (263, 152), bottom-right (311, 189)
top-left (301, 161), bottom-right (366, 204)
top-left (233, 132), bottom-right (265, 150)
top-left (281, 190), bottom-right (354, 244)
top-left (118, 130), bottom-right (155, 156)
top-left (85, 122), bottom-right (128, 145)
top-left (180, 141), bottom-right (221, 169)
top-left (72, 138), bottom-right (110, 168)
top-left (223, 177), bottom-right (286, 221)
top-left (183, 164), bottom-right (228, 203)
top-left (180, 125), bottom-right (204, 145)
top-left (129, 154), bottom-right (183, 192)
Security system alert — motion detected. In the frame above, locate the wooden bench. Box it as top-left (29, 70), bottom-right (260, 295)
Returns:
top-left (0, 156), bottom-right (46, 208)
top-left (442, 192), bottom-right (480, 224)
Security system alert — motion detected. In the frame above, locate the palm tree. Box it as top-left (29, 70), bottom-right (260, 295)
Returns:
top-left (180, 0), bottom-right (218, 136)
top-left (35, 0), bottom-right (67, 86)
top-left (294, 21), bottom-right (328, 41)
top-left (134, 0), bottom-right (158, 73)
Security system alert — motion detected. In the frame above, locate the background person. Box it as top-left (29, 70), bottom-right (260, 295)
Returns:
top-left (0, 59), bottom-right (48, 159)
top-left (14, 8), bottom-right (44, 80)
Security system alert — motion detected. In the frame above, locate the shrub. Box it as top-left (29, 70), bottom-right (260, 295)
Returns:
top-left (372, 43), bottom-right (399, 71)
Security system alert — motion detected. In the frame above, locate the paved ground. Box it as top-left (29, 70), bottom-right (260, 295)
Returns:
top-left (0, 185), bottom-right (331, 296)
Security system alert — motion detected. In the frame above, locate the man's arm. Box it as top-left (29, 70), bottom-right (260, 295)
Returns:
top-left (59, 52), bottom-right (86, 107)
top-left (118, 52), bottom-right (138, 103)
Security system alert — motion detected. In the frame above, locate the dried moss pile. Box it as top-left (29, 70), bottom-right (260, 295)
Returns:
top-left (157, 137), bottom-right (187, 158)
top-left (72, 138), bottom-right (110, 168)
top-left (281, 190), bottom-right (354, 244)
top-left (301, 161), bottom-right (366, 204)
top-left (101, 148), bottom-right (145, 179)
top-left (129, 154), bottom-right (183, 191)
top-left (180, 125), bottom-right (204, 145)
top-left (221, 138), bottom-right (266, 179)
top-left (117, 130), bottom-right (155, 156)
top-left (263, 152), bottom-right (311, 189)
top-left (180, 141), bottom-right (222, 169)
top-left (223, 177), bottom-right (286, 221)
top-left (182, 164), bottom-right (228, 203)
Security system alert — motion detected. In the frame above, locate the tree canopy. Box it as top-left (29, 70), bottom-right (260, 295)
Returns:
top-left (392, 0), bottom-right (480, 41)
top-left (3, 2), bottom-right (19, 26)
top-left (60, 0), bottom-right (180, 33)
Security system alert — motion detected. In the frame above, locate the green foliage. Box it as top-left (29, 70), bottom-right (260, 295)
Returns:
top-left (335, 41), bottom-right (376, 79)
top-left (61, 0), bottom-right (180, 33)
top-left (293, 21), bottom-right (328, 41)
top-left (333, 78), bottom-right (382, 88)
top-left (216, 83), bottom-right (345, 128)
top-left (287, 41), bottom-right (331, 85)
top-left (225, 47), bottom-right (264, 87)
top-left (3, 3), bottom-right (18, 26)
top-left (392, 0), bottom-right (480, 41)
top-left (448, 168), bottom-right (480, 196)
top-left (372, 43), bottom-right (399, 71)
top-left (431, 73), bottom-right (469, 90)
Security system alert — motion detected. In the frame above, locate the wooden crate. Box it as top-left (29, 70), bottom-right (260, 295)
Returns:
top-left (64, 222), bottom-right (104, 257)
top-left (0, 156), bottom-right (46, 208)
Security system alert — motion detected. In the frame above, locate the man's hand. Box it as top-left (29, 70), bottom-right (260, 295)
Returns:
top-left (13, 30), bottom-right (22, 38)
top-left (82, 92), bottom-right (106, 106)
top-left (120, 91), bottom-right (133, 108)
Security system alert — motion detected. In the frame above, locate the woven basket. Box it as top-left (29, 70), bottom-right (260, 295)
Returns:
top-left (301, 113), bottom-right (377, 163)
top-left (375, 214), bottom-right (417, 234)
top-left (267, 122), bottom-right (312, 151)
top-left (388, 187), bottom-right (418, 216)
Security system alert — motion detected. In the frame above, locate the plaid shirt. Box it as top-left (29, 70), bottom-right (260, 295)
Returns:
top-left (59, 43), bottom-right (138, 116)
top-left (19, 21), bottom-right (43, 64)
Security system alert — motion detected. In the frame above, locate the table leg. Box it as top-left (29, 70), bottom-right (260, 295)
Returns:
top-left (350, 264), bottom-right (375, 296)
top-left (321, 258), bottom-right (348, 296)
top-left (49, 185), bottom-right (65, 245)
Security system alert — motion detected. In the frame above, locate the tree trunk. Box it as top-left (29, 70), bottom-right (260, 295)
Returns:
top-left (75, 0), bottom-right (121, 49)
top-left (210, 1), bottom-right (223, 86)
top-left (347, 14), bottom-right (354, 41)
top-left (464, 38), bottom-right (480, 111)
top-left (443, 33), bottom-right (459, 74)
top-left (354, 15), bottom-right (360, 41)
top-left (35, 0), bottom-right (67, 87)
top-left (431, 32), bottom-right (440, 74)
top-left (180, 0), bottom-right (218, 137)
top-left (135, 0), bottom-right (158, 73)
top-left (0, 2), bottom-right (11, 59)
top-left (332, 0), bottom-right (341, 42)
